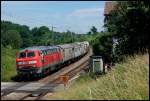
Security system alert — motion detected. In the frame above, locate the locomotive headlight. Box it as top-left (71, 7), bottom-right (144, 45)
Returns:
top-left (29, 60), bottom-right (37, 64)
top-left (18, 62), bottom-right (24, 65)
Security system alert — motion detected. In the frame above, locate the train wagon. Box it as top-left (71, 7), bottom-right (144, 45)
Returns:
top-left (79, 42), bottom-right (86, 55)
top-left (82, 41), bottom-right (89, 54)
top-left (72, 43), bottom-right (81, 58)
top-left (57, 44), bottom-right (74, 64)
top-left (74, 41), bottom-right (89, 56)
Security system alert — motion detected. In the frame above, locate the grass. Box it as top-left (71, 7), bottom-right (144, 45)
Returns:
top-left (1, 46), bottom-right (18, 82)
top-left (48, 54), bottom-right (149, 100)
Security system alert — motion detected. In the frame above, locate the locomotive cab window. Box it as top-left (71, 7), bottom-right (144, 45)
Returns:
top-left (27, 52), bottom-right (35, 57)
top-left (19, 52), bottom-right (26, 58)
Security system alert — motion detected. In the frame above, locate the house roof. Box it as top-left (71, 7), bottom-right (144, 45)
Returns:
top-left (104, 2), bottom-right (114, 16)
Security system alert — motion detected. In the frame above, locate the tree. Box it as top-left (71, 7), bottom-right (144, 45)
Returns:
top-left (104, 1), bottom-right (149, 62)
top-left (31, 26), bottom-right (50, 37)
top-left (19, 25), bottom-right (33, 47)
top-left (1, 30), bottom-right (22, 48)
top-left (87, 31), bottom-right (91, 35)
top-left (1, 21), bottom-right (33, 48)
top-left (92, 33), bottom-right (113, 64)
top-left (91, 26), bottom-right (98, 34)
top-left (22, 38), bottom-right (33, 48)
top-left (1, 20), bottom-right (90, 48)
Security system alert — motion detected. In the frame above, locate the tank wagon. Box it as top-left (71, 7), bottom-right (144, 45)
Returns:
top-left (16, 41), bottom-right (89, 77)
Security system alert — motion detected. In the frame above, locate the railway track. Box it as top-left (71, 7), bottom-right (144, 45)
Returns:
top-left (1, 48), bottom-right (92, 100)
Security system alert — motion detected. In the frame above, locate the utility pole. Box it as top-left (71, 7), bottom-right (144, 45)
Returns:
top-left (67, 27), bottom-right (73, 43)
top-left (49, 26), bottom-right (56, 45)
top-left (71, 31), bottom-right (73, 43)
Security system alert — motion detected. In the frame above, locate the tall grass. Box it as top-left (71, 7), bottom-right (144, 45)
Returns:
top-left (49, 54), bottom-right (149, 100)
top-left (1, 46), bottom-right (18, 81)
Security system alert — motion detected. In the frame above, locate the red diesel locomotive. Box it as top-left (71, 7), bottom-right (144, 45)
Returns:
top-left (16, 46), bottom-right (63, 77)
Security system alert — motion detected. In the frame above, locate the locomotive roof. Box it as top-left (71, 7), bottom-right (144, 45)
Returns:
top-left (20, 46), bottom-right (60, 52)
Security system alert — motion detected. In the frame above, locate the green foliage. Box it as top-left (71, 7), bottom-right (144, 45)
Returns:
top-left (91, 26), bottom-right (98, 34)
top-left (88, 26), bottom-right (98, 35)
top-left (87, 31), bottom-right (91, 35)
top-left (31, 26), bottom-right (50, 37)
top-left (104, 1), bottom-right (149, 62)
top-left (22, 38), bottom-right (33, 47)
top-left (1, 21), bottom-right (33, 48)
top-left (1, 47), bottom-right (18, 81)
top-left (1, 30), bottom-right (22, 48)
top-left (91, 1), bottom-right (149, 64)
top-left (1, 21), bottom-right (91, 48)
top-left (92, 33), bottom-right (113, 63)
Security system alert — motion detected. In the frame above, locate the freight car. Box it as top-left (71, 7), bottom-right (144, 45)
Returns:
top-left (16, 41), bottom-right (89, 78)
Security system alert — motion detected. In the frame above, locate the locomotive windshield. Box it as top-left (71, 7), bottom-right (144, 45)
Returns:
top-left (27, 52), bottom-right (35, 57)
top-left (18, 51), bottom-right (35, 58)
top-left (19, 52), bottom-right (26, 58)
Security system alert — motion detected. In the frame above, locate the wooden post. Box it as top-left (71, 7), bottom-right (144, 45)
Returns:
top-left (59, 75), bottom-right (69, 87)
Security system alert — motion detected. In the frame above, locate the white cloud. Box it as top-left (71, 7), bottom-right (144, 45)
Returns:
top-left (70, 7), bottom-right (104, 18)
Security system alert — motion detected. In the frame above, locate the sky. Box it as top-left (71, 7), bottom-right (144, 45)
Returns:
top-left (1, 1), bottom-right (105, 34)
